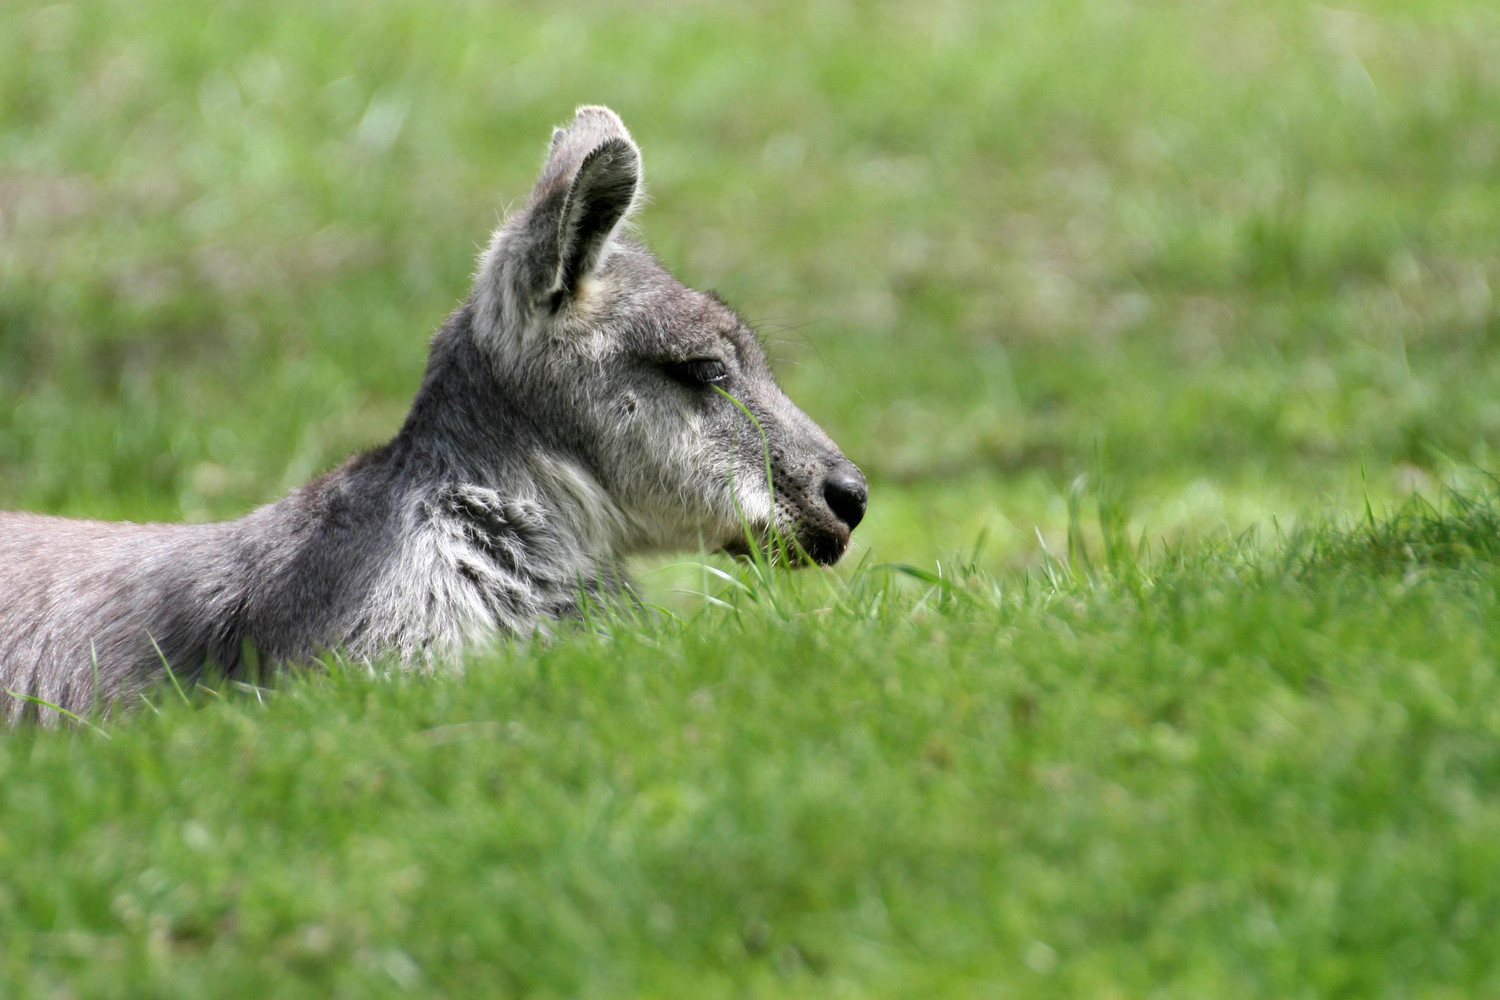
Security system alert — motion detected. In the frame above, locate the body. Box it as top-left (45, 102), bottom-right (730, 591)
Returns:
top-left (0, 109), bottom-right (867, 720)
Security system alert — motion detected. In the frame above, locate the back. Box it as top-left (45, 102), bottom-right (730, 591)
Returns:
top-left (0, 513), bottom-right (244, 719)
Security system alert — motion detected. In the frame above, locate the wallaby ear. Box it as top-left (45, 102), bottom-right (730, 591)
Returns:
top-left (478, 106), bottom-right (641, 324)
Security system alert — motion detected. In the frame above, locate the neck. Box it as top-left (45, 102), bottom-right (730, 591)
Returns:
top-left (377, 305), bottom-right (634, 611)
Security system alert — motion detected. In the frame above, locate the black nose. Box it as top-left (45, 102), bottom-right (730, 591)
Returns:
top-left (822, 463), bottom-right (868, 531)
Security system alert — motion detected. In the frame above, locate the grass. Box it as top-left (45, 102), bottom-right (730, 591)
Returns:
top-left (5, 0), bottom-right (1500, 995)
top-left (7, 491), bottom-right (1500, 997)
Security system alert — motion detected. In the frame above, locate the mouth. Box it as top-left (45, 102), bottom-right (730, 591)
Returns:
top-left (720, 524), bottom-right (850, 567)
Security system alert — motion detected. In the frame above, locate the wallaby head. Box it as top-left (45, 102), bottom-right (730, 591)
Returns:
top-left (447, 105), bottom-right (866, 565)
top-left (0, 106), bottom-right (866, 721)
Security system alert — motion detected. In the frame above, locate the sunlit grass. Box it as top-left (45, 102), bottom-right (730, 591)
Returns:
top-left (7, 488), bottom-right (1500, 996)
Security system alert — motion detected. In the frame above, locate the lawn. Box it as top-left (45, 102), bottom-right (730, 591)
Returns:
top-left (3, 0), bottom-right (1500, 996)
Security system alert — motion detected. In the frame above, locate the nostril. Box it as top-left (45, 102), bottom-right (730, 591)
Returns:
top-left (822, 464), bottom-right (868, 531)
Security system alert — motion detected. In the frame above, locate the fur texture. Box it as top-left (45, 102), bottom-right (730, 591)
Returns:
top-left (0, 106), bottom-right (867, 721)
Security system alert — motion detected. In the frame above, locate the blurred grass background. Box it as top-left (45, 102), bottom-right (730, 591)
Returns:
top-left (5, 0), bottom-right (1499, 569)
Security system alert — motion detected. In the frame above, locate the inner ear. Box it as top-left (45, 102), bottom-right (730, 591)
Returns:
top-left (551, 137), bottom-right (640, 304)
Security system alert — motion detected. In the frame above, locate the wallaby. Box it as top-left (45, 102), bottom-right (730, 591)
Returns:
top-left (0, 106), bottom-right (867, 722)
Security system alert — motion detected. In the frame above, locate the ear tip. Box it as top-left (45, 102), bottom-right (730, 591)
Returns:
top-left (570, 104), bottom-right (628, 130)
top-left (539, 107), bottom-right (641, 195)
top-left (559, 105), bottom-right (637, 153)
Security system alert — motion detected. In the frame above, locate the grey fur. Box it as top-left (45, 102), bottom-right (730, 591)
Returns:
top-left (0, 106), bottom-right (866, 721)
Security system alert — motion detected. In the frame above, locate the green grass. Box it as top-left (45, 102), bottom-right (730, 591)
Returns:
top-left (5, 0), bottom-right (1500, 995)
top-left (8, 492), bottom-right (1500, 997)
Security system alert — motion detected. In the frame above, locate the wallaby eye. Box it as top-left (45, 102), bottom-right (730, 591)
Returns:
top-left (662, 358), bottom-right (729, 387)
